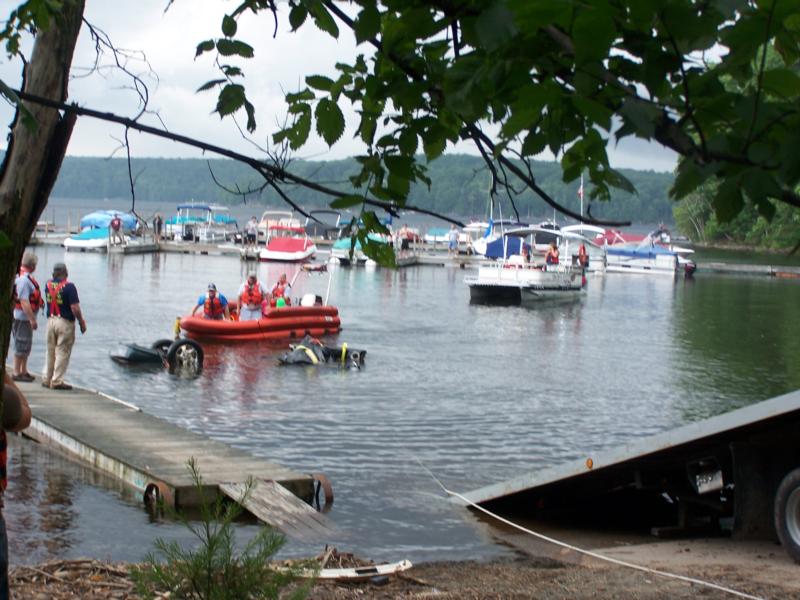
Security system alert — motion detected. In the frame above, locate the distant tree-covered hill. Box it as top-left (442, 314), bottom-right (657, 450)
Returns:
top-left (47, 154), bottom-right (675, 222)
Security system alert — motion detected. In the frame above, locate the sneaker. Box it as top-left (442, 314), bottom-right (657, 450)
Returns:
top-left (51, 383), bottom-right (73, 390)
top-left (12, 373), bottom-right (34, 382)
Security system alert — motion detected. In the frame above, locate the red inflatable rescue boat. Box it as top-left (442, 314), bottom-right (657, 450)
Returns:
top-left (180, 305), bottom-right (341, 342)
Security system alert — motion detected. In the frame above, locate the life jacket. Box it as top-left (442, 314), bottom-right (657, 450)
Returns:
top-left (204, 295), bottom-right (225, 318)
top-left (241, 281), bottom-right (263, 306)
top-left (545, 250), bottom-right (559, 265)
top-left (46, 279), bottom-right (69, 317)
top-left (272, 282), bottom-right (287, 298)
top-left (13, 268), bottom-right (43, 312)
top-left (578, 244), bottom-right (588, 266)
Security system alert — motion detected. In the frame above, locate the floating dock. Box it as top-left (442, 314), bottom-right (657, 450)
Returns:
top-left (14, 379), bottom-right (334, 541)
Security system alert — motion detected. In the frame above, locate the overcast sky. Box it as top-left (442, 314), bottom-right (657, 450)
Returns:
top-left (0, 0), bottom-right (677, 172)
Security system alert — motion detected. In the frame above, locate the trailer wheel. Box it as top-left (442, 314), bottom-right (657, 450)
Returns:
top-left (166, 339), bottom-right (204, 375)
top-left (775, 468), bottom-right (800, 563)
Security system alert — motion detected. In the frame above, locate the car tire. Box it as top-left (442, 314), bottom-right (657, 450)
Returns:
top-left (166, 338), bottom-right (204, 374)
top-left (151, 338), bottom-right (174, 356)
top-left (775, 467), bottom-right (800, 563)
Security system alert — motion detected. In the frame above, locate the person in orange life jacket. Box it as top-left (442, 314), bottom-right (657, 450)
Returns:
top-left (271, 273), bottom-right (291, 306)
top-left (237, 274), bottom-right (268, 321)
top-left (545, 242), bottom-right (560, 266)
top-left (11, 252), bottom-right (42, 382)
top-left (0, 372), bottom-right (32, 599)
top-left (192, 283), bottom-right (230, 320)
top-left (42, 263), bottom-right (87, 391)
top-left (109, 213), bottom-right (124, 246)
top-left (578, 243), bottom-right (589, 267)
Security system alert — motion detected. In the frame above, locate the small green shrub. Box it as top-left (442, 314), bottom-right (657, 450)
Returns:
top-left (131, 458), bottom-right (314, 599)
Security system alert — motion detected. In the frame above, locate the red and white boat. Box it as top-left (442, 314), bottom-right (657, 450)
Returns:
top-left (259, 223), bottom-right (317, 262)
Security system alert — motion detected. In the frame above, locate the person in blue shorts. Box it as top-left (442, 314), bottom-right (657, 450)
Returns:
top-left (447, 224), bottom-right (459, 256)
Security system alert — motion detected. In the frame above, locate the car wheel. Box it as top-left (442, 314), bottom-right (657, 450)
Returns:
top-left (775, 467), bottom-right (800, 563)
top-left (166, 338), bottom-right (204, 375)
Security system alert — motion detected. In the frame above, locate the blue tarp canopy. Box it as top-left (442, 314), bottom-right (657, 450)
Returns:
top-left (80, 210), bottom-right (137, 230)
top-left (484, 236), bottom-right (531, 259)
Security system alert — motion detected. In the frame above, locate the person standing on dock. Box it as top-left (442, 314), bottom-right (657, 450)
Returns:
top-left (238, 274), bottom-right (268, 321)
top-left (152, 213), bottom-right (163, 242)
top-left (192, 283), bottom-right (230, 320)
top-left (1, 372), bottom-right (32, 598)
top-left (42, 263), bottom-right (87, 391)
top-left (109, 213), bottom-right (124, 246)
top-left (11, 252), bottom-right (42, 382)
top-left (447, 224), bottom-right (459, 257)
top-left (245, 216), bottom-right (258, 248)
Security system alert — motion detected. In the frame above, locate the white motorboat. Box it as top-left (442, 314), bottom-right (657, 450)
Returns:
top-left (63, 211), bottom-right (138, 252)
top-left (165, 203), bottom-right (238, 242)
top-left (465, 227), bottom-right (586, 305)
top-left (258, 223), bottom-right (317, 262)
top-left (257, 210), bottom-right (301, 241)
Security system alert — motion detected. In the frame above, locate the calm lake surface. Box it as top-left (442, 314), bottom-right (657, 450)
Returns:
top-left (7, 222), bottom-right (800, 565)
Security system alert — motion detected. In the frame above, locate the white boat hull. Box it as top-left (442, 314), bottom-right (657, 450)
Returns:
top-left (259, 245), bottom-right (317, 262)
top-left (605, 252), bottom-right (678, 275)
top-left (465, 264), bottom-right (585, 305)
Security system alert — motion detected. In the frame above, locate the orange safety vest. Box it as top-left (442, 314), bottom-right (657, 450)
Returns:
top-left (46, 279), bottom-right (69, 317)
top-left (272, 282), bottom-right (287, 298)
top-left (545, 249), bottom-right (559, 265)
top-left (13, 269), bottom-right (43, 312)
top-left (241, 281), bottom-right (264, 306)
top-left (578, 244), bottom-right (588, 266)
top-left (204, 295), bottom-right (225, 318)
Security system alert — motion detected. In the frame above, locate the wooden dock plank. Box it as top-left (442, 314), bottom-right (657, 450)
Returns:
top-left (12, 379), bottom-right (331, 539)
top-left (220, 481), bottom-right (337, 541)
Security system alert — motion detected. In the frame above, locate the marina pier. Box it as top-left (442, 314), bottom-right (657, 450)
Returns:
top-left (12, 378), bottom-right (334, 541)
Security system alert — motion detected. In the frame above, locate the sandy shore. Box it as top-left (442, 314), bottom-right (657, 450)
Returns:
top-left (9, 536), bottom-right (799, 599)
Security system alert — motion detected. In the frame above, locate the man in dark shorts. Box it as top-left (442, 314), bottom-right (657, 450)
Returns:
top-left (11, 252), bottom-right (41, 382)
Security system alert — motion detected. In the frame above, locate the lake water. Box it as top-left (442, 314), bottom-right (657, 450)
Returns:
top-left (7, 231), bottom-right (800, 566)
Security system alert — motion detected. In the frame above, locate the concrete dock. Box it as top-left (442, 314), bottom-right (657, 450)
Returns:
top-left (14, 378), bottom-right (334, 540)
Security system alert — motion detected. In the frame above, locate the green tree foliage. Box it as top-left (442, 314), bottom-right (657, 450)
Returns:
top-left (131, 459), bottom-right (312, 600)
top-left (195, 0), bottom-right (800, 235)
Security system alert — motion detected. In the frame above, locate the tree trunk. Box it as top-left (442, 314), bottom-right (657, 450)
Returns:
top-left (0, 1), bottom-right (85, 380)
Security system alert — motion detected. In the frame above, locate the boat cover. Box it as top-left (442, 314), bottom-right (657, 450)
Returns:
top-left (606, 243), bottom-right (677, 258)
top-left (80, 211), bottom-right (137, 230)
top-left (71, 227), bottom-right (112, 240)
top-left (484, 236), bottom-right (531, 259)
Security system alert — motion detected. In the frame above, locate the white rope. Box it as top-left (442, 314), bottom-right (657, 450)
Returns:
top-left (420, 463), bottom-right (765, 600)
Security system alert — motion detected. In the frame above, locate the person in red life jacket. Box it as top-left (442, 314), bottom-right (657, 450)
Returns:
top-left (270, 273), bottom-right (291, 307)
top-left (11, 252), bottom-right (42, 382)
top-left (109, 213), bottom-right (124, 246)
top-left (0, 372), bottom-right (32, 598)
top-left (578, 242), bottom-right (589, 267)
top-left (191, 283), bottom-right (230, 320)
top-left (42, 263), bottom-right (87, 391)
top-left (237, 274), bottom-right (268, 321)
top-left (545, 242), bottom-right (560, 266)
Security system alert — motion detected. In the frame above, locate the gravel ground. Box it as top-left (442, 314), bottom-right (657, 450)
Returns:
top-left (9, 545), bottom-right (800, 599)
